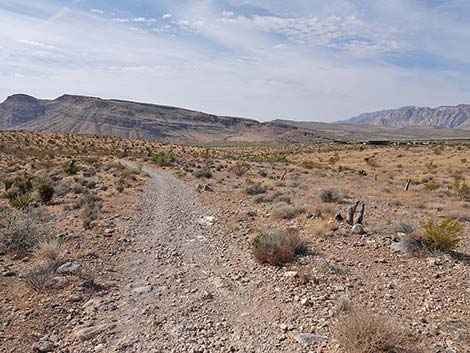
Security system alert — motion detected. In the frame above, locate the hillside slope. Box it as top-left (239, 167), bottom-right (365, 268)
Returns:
top-left (340, 105), bottom-right (470, 129)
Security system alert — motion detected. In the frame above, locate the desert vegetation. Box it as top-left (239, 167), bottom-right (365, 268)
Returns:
top-left (1, 130), bottom-right (469, 352)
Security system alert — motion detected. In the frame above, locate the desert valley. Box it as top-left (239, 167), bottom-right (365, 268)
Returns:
top-left (0, 96), bottom-right (469, 352)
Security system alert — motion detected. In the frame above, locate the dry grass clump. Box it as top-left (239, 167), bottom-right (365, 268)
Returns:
top-left (23, 263), bottom-right (56, 292)
top-left (0, 208), bottom-right (42, 255)
top-left (245, 183), bottom-right (267, 195)
top-left (35, 238), bottom-right (65, 261)
top-left (332, 307), bottom-right (419, 353)
top-left (320, 189), bottom-right (343, 203)
top-left (252, 229), bottom-right (309, 266)
top-left (254, 192), bottom-right (290, 204)
top-left (271, 204), bottom-right (306, 220)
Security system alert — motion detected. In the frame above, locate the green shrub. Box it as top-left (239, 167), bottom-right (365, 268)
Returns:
top-left (424, 181), bottom-right (440, 191)
top-left (252, 229), bottom-right (308, 266)
top-left (63, 161), bottom-right (78, 175)
top-left (36, 177), bottom-right (55, 203)
top-left (231, 162), bottom-right (251, 176)
top-left (452, 180), bottom-right (470, 201)
top-left (10, 193), bottom-right (33, 209)
top-left (151, 152), bottom-right (173, 167)
top-left (421, 218), bottom-right (464, 251)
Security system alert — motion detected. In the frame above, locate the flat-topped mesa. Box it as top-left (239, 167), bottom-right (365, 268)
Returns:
top-left (0, 94), bottom-right (45, 127)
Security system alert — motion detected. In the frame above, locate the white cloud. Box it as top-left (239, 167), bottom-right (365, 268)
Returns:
top-left (90, 9), bottom-right (104, 15)
top-left (112, 18), bottom-right (130, 23)
top-left (222, 11), bottom-right (234, 17)
top-left (18, 39), bottom-right (56, 50)
top-left (1, 0), bottom-right (470, 122)
top-left (162, 13), bottom-right (172, 19)
top-left (133, 17), bottom-right (146, 23)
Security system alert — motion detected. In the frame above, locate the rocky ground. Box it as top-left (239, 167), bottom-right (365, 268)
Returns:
top-left (1, 131), bottom-right (469, 353)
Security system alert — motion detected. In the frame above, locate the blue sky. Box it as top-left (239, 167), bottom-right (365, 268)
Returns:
top-left (1, 0), bottom-right (470, 121)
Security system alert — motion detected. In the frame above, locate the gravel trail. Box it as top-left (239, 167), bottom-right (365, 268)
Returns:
top-left (84, 166), bottom-right (289, 353)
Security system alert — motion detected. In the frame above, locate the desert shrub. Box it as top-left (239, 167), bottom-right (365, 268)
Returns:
top-left (78, 194), bottom-right (102, 229)
top-left (452, 180), bottom-right (470, 201)
top-left (364, 157), bottom-right (379, 167)
top-left (0, 208), bottom-right (42, 255)
top-left (254, 192), bottom-right (289, 204)
top-left (35, 238), bottom-right (65, 261)
top-left (328, 152), bottom-right (340, 165)
top-left (3, 174), bottom-right (34, 208)
top-left (320, 189), bottom-right (342, 203)
top-left (23, 262), bottom-right (58, 292)
top-left (63, 161), bottom-right (79, 175)
top-left (266, 153), bottom-right (288, 164)
top-left (192, 168), bottom-right (213, 179)
top-left (36, 177), bottom-right (55, 203)
top-left (9, 192), bottom-right (33, 209)
top-left (271, 204), bottom-right (306, 220)
top-left (421, 218), bottom-right (463, 251)
top-left (151, 152), bottom-right (173, 167)
top-left (245, 183), bottom-right (267, 195)
top-left (332, 308), bottom-right (417, 353)
top-left (231, 162), bottom-right (251, 176)
top-left (301, 160), bottom-right (324, 169)
top-left (252, 229), bottom-right (309, 266)
top-left (424, 181), bottom-right (440, 191)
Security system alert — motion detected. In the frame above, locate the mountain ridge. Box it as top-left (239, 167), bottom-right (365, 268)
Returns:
top-left (340, 104), bottom-right (470, 129)
top-left (3, 93), bottom-right (470, 144)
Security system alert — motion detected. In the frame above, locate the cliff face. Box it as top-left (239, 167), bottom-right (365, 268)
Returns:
top-left (341, 105), bottom-right (470, 129)
top-left (0, 94), bottom-right (263, 143)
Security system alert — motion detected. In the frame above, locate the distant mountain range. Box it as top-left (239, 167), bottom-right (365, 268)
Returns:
top-left (340, 105), bottom-right (470, 129)
top-left (2, 94), bottom-right (470, 144)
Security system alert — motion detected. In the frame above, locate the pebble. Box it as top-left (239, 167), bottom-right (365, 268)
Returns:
top-left (295, 333), bottom-right (329, 344)
top-left (57, 262), bottom-right (81, 274)
top-left (133, 285), bottom-right (153, 294)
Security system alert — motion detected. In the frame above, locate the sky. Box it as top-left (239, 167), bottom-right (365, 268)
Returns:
top-left (1, 0), bottom-right (470, 122)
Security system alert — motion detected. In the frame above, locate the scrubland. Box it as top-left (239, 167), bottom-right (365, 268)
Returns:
top-left (0, 131), bottom-right (469, 352)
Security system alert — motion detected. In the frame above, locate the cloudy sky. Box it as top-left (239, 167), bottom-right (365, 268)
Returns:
top-left (1, 0), bottom-right (470, 121)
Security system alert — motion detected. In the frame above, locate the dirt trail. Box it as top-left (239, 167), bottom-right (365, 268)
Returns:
top-left (78, 166), bottom-right (293, 353)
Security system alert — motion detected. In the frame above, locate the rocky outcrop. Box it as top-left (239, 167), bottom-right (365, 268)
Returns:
top-left (341, 105), bottom-right (470, 129)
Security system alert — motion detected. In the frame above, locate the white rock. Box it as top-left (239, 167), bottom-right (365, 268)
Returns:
top-left (57, 262), bottom-right (80, 274)
top-left (133, 285), bottom-right (153, 294)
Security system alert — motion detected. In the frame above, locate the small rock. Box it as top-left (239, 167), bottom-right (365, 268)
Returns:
top-left (300, 297), bottom-right (309, 306)
top-left (0, 263), bottom-right (15, 277)
top-left (49, 276), bottom-right (68, 290)
top-left (74, 324), bottom-right (116, 341)
top-left (133, 285), bottom-right (153, 294)
top-left (284, 271), bottom-right (298, 278)
top-left (57, 262), bottom-right (80, 274)
top-left (198, 216), bottom-right (215, 226)
top-left (32, 340), bottom-right (54, 352)
top-left (352, 224), bottom-right (365, 234)
top-left (295, 333), bottom-right (329, 344)
top-left (334, 213), bottom-right (343, 221)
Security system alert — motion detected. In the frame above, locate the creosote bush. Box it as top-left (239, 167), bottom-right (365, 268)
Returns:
top-left (231, 162), bottom-right (251, 176)
top-left (151, 152), bottom-right (173, 167)
top-left (252, 229), bottom-right (309, 266)
top-left (332, 307), bottom-right (419, 353)
top-left (421, 218), bottom-right (463, 251)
